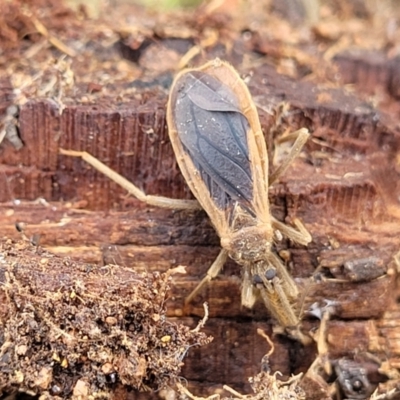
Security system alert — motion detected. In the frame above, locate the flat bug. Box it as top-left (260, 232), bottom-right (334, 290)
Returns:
top-left (60, 58), bottom-right (311, 332)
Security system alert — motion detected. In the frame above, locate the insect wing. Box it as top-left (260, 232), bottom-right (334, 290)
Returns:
top-left (167, 60), bottom-right (271, 238)
top-left (173, 71), bottom-right (253, 211)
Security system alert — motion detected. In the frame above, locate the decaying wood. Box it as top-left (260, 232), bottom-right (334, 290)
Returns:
top-left (1, 0), bottom-right (400, 398)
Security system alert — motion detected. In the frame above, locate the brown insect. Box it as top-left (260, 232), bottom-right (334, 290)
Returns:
top-left (60, 58), bottom-right (311, 331)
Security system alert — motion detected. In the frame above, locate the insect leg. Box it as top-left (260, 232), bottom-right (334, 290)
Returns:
top-left (271, 216), bottom-right (312, 246)
top-left (269, 127), bottom-right (310, 185)
top-left (266, 251), bottom-right (299, 300)
top-left (185, 249), bottom-right (229, 305)
top-left (241, 266), bottom-right (258, 309)
top-left (258, 277), bottom-right (299, 327)
top-left (59, 149), bottom-right (201, 210)
top-left (305, 303), bottom-right (335, 384)
top-left (248, 256), bottom-right (299, 328)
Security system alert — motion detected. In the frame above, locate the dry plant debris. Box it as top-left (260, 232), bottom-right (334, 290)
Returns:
top-left (0, 238), bottom-right (211, 399)
top-left (177, 329), bottom-right (305, 400)
top-left (178, 372), bottom-right (305, 400)
top-left (1, 0), bottom-right (400, 114)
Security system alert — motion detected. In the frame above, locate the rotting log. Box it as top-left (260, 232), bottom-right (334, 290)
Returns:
top-left (1, 0), bottom-right (400, 399)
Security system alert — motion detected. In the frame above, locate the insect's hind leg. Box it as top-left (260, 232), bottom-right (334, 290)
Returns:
top-left (269, 127), bottom-right (310, 185)
top-left (185, 249), bottom-right (229, 305)
top-left (59, 149), bottom-right (201, 210)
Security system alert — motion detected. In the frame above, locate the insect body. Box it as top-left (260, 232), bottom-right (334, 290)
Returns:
top-left (167, 59), bottom-right (311, 328)
top-left (60, 58), bottom-right (311, 330)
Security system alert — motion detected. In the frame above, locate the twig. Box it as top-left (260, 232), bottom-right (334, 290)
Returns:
top-left (256, 328), bottom-right (275, 358)
top-left (191, 303), bottom-right (209, 333)
top-left (222, 385), bottom-right (246, 398)
top-left (176, 382), bottom-right (219, 400)
top-left (23, 9), bottom-right (76, 57)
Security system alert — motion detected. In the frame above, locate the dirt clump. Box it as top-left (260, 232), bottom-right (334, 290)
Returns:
top-left (0, 238), bottom-right (211, 398)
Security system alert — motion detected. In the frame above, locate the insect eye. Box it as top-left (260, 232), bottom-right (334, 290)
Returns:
top-left (265, 268), bottom-right (276, 280)
top-left (252, 274), bottom-right (263, 285)
top-left (252, 268), bottom-right (277, 286)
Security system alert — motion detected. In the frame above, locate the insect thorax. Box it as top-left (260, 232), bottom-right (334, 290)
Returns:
top-left (220, 225), bottom-right (273, 264)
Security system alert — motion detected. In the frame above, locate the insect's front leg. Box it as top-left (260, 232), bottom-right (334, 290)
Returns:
top-left (250, 253), bottom-right (299, 328)
top-left (258, 277), bottom-right (298, 328)
top-left (241, 267), bottom-right (258, 309)
top-left (59, 149), bottom-right (201, 210)
top-left (249, 253), bottom-right (312, 343)
top-left (266, 251), bottom-right (299, 298)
